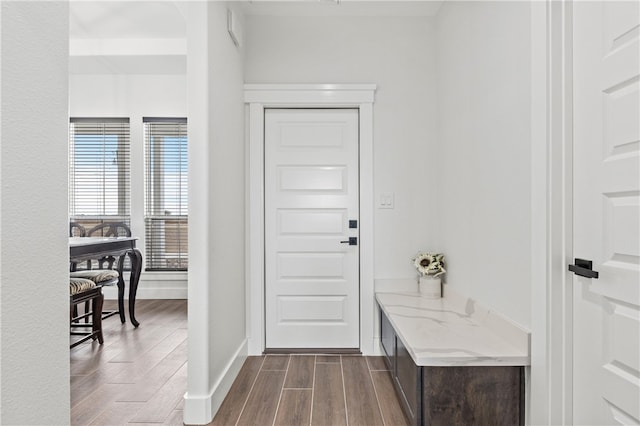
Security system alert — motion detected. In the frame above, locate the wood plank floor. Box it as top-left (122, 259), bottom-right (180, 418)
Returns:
top-left (210, 355), bottom-right (410, 426)
top-left (71, 299), bottom-right (188, 425)
top-left (71, 299), bottom-right (409, 426)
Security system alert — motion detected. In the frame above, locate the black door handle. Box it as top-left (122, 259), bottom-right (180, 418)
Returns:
top-left (568, 258), bottom-right (599, 279)
top-left (340, 237), bottom-right (357, 246)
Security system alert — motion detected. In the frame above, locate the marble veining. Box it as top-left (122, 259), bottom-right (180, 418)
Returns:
top-left (377, 289), bottom-right (531, 367)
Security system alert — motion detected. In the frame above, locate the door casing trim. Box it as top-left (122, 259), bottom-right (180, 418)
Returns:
top-left (530, 2), bottom-right (573, 425)
top-left (245, 84), bottom-right (377, 355)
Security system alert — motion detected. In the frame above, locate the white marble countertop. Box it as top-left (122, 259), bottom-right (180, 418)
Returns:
top-left (376, 289), bottom-right (531, 367)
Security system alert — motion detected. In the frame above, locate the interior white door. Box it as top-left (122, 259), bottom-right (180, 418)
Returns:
top-left (264, 108), bottom-right (360, 349)
top-left (572, 1), bottom-right (640, 424)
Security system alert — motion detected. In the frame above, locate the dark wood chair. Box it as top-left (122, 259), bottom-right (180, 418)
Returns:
top-left (70, 269), bottom-right (119, 321)
top-left (70, 277), bottom-right (104, 348)
top-left (69, 221), bottom-right (119, 321)
top-left (74, 222), bottom-right (130, 321)
top-left (69, 222), bottom-right (86, 237)
top-left (87, 222), bottom-right (132, 269)
top-left (86, 222), bottom-right (131, 238)
top-left (69, 222), bottom-right (86, 272)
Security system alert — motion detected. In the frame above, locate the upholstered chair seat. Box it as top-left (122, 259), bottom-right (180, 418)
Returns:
top-left (70, 269), bottom-right (119, 286)
top-left (70, 277), bottom-right (104, 348)
top-left (70, 277), bottom-right (97, 294)
top-left (70, 269), bottom-right (119, 320)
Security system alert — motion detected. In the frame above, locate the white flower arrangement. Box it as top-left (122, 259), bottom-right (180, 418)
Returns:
top-left (413, 252), bottom-right (446, 277)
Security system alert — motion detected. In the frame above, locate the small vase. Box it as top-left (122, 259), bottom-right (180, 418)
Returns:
top-left (419, 275), bottom-right (441, 299)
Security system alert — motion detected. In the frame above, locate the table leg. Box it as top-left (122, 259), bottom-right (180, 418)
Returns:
top-left (117, 255), bottom-right (127, 323)
top-left (127, 248), bottom-right (143, 327)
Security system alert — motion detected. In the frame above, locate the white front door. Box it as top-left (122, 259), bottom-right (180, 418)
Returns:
top-left (264, 108), bottom-right (360, 349)
top-left (572, 1), bottom-right (640, 423)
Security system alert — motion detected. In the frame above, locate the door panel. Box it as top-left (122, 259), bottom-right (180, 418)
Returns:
top-left (277, 296), bottom-right (347, 322)
top-left (277, 252), bottom-right (346, 279)
top-left (278, 166), bottom-right (347, 191)
top-left (265, 109), bottom-right (360, 349)
top-left (278, 209), bottom-right (346, 235)
top-left (573, 1), bottom-right (640, 424)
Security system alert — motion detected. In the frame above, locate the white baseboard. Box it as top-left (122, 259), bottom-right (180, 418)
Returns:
top-left (103, 286), bottom-right (187, 300)
top-left (183, 393), bottom-right (212, 426)
top-left (369, 338), bottom-right (383, 356)
top-left (102, 272), bottom-right (188, 299)
top-left (183, 339), bottom-right (248, 425)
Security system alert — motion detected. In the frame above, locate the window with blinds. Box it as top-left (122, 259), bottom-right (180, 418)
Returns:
top-left (69, 118), bottom-right (131, 231)
top-left (144, 117), bottom-right (188, 271)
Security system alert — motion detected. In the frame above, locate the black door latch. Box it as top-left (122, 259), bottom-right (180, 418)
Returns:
top-left (340, 237), bottom-right (358, 246)
top-left (568, 258), bottom-right (599, 279)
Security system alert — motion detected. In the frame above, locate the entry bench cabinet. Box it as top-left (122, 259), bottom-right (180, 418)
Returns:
top-left (377, 290), bottom-right (530, 426)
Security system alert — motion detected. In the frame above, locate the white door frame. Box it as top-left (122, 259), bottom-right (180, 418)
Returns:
top-left (244, 84), bottom-right (377, 355)
top-left (530, 1), bottom-right (574, 424)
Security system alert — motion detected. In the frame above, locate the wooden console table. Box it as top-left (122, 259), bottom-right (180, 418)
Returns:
top-left (377, 289), bottom-right (530, 425)
top-left (70, 237), bottom-right (143, 327)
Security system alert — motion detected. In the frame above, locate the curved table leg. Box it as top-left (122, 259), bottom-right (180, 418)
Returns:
top-left (117, 255), bottom-right (127, 323)
top-left (127, 248), bottom-right (143, 327)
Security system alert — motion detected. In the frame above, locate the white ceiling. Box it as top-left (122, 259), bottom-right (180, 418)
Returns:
top-left (69, 1), bottom-right (187, 74)
top-left (242, 1), bottom-right (445, 17)
top-left (70, 1), bottom-right (187, 39)
top-left (68, 0), bottom-right (444, 74)
top-left (70, 0), bottom-right (444, 39)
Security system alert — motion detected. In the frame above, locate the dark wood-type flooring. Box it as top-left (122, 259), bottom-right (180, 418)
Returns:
top-left (71, 299), bottom-right (188, 425)
top-left (71, 299), bottom-right (409, 426)
top-left (210, 354), bottom-right (410, 426)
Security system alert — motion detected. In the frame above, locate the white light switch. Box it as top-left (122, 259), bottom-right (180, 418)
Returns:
top-left (379, 192), bottom-right (394, 209)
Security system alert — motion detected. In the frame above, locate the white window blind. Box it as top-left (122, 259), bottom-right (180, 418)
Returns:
top-left (144, 117), bottom-right (188, 271)
top-left (69, 117), bottom-right (131, 231)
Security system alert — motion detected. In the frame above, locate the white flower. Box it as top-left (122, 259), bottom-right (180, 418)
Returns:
top-left (412, 252), bottom-right (446, 277)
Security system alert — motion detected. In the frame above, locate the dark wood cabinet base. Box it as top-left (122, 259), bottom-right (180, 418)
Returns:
top-left (423, 366), bottom-right (524, 426)
top-left (380, 307), bottom-right (525, 426)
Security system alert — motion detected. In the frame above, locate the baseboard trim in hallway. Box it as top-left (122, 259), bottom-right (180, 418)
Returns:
top-left (184, 339), bottom-right (249, 425)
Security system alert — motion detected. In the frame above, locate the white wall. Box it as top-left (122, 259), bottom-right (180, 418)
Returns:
top-left (207, 0), bottom-right (246, 399)
top-left (1, 2), bottom-right (70, 423)
top-left (69, 73), bottom-right (188, 299)
top-left (435, 1), bottom-right (532, 328)
top-left (244, 15), bottom-right (438, 282)
top-left (184, 2), bottom-right (247, 424)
